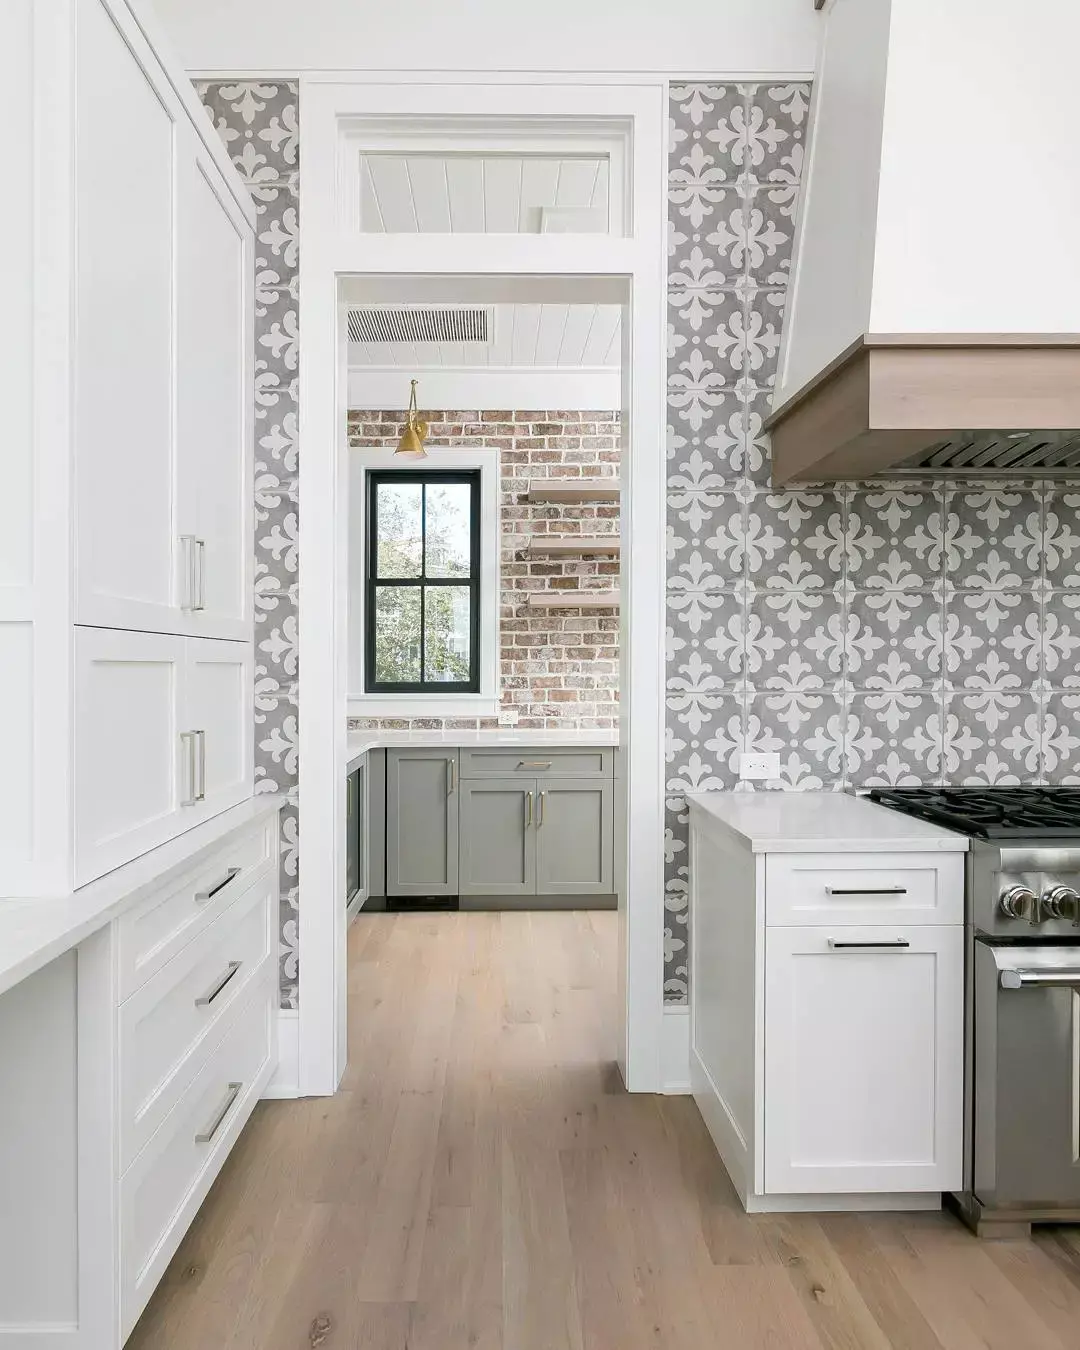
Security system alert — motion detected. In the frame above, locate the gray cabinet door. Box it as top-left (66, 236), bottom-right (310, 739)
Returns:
top-left (459, 779), bottom-right (535, 896)
top-left (346, 768), bottom-right (360, 903)
top-left (386, 749), bottom-right (459, 896)
top-left (535, 779), bottom-right (613, 895)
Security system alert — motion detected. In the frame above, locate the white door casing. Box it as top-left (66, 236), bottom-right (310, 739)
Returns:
top-left (298, 75), bottom-right (667, 1094)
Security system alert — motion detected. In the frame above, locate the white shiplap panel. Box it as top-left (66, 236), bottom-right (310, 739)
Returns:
top-left (518, 158), bottom-right (562, 233)
top-left (510, 304), bottom-right (542, 365)
top-left (360, 159), bottom-right (385, 231)
top-left (486, 305), bottom-right (515, 365)
top-left (483, 157), bottom-right (523, 233)
top-left (556, 158), bottom-right (603, 207)
top-left (445, 158), bottom-right (486, 232)
top-left (582, 306), bottom-right (621, 366)
top-left (366, 156), bottom-right (418, 232)
top-left (405, 157), bottom-right (452, 232)
top-left (591, 159), bottom-right (610, 209)
top-left (556, 304), bottom-right (598, 366)
top-left (535, 303), bottom-right (570, 367)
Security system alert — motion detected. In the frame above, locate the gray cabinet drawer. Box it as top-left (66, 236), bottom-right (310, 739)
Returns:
top-left (459, 746), bottom-right (613, 779)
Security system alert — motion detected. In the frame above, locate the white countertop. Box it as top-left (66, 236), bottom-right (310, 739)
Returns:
top-left (346, 726), bottom-right (618, 773)
top-left (0, 795), bottom-right (284, 999)
top-left (685, 790), bottom-right (969, 854)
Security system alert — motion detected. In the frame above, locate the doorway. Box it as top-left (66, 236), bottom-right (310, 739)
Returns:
top-left (296, 77), bottom-right (667, 1094)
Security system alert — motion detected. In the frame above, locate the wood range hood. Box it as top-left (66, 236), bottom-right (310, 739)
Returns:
top-left (770, 0), bottom-right (1080, 485)
top-left (767, 334), bottom-right (1080, 485)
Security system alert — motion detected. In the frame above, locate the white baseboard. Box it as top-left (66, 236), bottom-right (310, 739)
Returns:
top-left (661, 1004), bottom-right (691, 1094)
top-left (263, 1009), bottom-right (300, 1098)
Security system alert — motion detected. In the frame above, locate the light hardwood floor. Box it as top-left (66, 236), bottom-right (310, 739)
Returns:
top-left (129, 910), bottom-right (1080, 1350)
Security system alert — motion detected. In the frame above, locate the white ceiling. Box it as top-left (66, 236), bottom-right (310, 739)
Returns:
top-left (359, 154), bottom-right (610, 234)
top-left (348, 302), bottom-right (620, 369)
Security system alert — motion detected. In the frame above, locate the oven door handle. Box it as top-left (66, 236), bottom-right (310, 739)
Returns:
top-left (1000, 967), bottom-right (1080, 990)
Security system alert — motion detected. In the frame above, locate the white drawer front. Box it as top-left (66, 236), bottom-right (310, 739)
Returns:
top-left (120, 967), bottom-right (275, 1340)
top-left (765, 853), bottom-right (964, 927)
top-left (117, 816), bottom-right (274, 999)
top-left (119, 875), bottom-right (274, 1169)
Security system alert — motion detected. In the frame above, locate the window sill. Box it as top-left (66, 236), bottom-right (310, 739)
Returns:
top-left (347, 694), bottom-right (500, 719)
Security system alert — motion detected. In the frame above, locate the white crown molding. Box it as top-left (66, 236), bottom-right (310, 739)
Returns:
top-left (347, 365), bottom-right (621, 411)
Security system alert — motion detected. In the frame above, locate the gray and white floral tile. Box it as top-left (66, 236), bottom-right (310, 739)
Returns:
top-left (1042, 686), bottom-right (1080, 784)
top-left (846, 694), bottom-right (945, 787)
top-left (943, 692), bottom-right (1042, 785)
top-left (199, 81), bottom-right (301, 1008)
top-left (848, 591), bottom-right (944, 690)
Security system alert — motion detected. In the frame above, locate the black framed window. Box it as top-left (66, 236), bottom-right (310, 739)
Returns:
top-left (365, 469), bottom-right (481, 693)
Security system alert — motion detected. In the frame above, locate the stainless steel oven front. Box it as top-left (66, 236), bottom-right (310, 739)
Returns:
top-left (972, 942), bottom-right (1080, 1214)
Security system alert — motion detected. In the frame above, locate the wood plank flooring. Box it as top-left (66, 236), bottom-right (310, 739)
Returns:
top-left (128, 911), bottom-right (1080, 1350)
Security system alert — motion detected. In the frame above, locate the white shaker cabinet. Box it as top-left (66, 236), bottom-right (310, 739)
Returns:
top-left (687, 792), bottom-right (967, 1213)
top-left (7, 0), bottom-right (255, 894)
top-left (763, 924), bottom-right (964, 1196)
top-left (175, 142), bottom-right (253, 642)
top-left (75, 631), bottom-right (253, 886)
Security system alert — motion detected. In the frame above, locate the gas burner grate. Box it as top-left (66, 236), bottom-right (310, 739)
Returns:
top-left (867, 787), bottom-right (1080, 839)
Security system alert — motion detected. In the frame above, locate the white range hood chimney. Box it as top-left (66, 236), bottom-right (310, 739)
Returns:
top-left (768, 0), bottom-right (1080, 482)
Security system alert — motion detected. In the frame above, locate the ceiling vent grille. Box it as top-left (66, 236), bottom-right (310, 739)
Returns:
top-left (347, 306), bottom-right (491, 345)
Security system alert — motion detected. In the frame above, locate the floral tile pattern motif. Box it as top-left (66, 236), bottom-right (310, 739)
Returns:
top-left (664, 83), bottom-right (1080, 1004)
top-left (198, 80), bottom-right (300, 1009)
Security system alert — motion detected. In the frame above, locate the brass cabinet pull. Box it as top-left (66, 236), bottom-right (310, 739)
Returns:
top-left (518, 760), bottom-right (553, 770)
top-left (537, 791), bottom-right (546, 828)
top-left (525, 791), bottom-right (533, 828)
top-left (447, 758), bottom-right (456, 794)
top-left (195, 961), bottom-right (242, 1007)
top-left (195, 1082), bottom-right (242, 1145)
top-left (196, 729), bottom-right (207, 801)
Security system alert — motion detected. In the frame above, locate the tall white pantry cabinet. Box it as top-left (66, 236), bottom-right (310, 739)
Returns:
top-left (4, 0), bottom-right (254, 897)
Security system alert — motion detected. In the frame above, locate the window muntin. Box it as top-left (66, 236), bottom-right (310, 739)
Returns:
top-left (365, 469), bottom-right (481, 692)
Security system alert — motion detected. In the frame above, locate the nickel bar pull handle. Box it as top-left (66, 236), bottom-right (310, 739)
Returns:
top-left (825, 886), bottom-right (908, 896)
top-left (828, 938), bottom-right (910, 950)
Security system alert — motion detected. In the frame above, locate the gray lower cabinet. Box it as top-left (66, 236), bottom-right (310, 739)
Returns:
top-left (459, 773), bottom-right (613, 900)
top-left (386, 748), bottom-right (459, 896)
top-left (459, 779), bottom-right (535, 896)
top-left (346, 767), bottom-right (360, 905)
top-left (536, 778), bottom-right (613, 896)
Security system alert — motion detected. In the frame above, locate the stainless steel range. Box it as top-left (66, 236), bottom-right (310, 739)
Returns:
top-left (868, 787), bottom-right (1080, 1237)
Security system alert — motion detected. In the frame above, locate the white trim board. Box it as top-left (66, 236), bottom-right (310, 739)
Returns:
top-left (298, 75), bottom-right (667, 1097)
top-left (661, 1005), bottom-right (691, 1095)
top-left (348, 367), bottom-right (621, 411)
top-left (263, 1010), bottom-right (299, 1098)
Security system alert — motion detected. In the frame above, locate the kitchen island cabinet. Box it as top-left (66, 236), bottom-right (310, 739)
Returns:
top-left (687, 791), bottom-right (967, 1212)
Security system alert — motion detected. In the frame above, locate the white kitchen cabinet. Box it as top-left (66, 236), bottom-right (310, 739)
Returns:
top-left (763, 924), bottom-right (963, 1195)
top-left (8, 0), bottom-right (255, 895)
top-left (175, 139), bottom-right (253, 642)
top-left (184, 639), bottom-right (254, 826)
top-left (74, 629), bottom-right (188, 886)
top-left (687, 791), bottom-right (967, 1213)
top-left (75, 630), bottom-right (254, 887)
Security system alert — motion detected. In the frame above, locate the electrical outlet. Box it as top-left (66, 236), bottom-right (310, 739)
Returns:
top-left (498, 709), bottom-right (519, 727)
top-left (739, 751), bottom-right (780, 781)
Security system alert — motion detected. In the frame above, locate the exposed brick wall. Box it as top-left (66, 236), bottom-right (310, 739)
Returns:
top-left (347, 409), bottom-right (620, 731)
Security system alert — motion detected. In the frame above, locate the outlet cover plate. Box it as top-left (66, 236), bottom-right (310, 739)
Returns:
top-left (498, 710), bottom-right (520, 727)
top-left (739, 752), bottom-right (780, 781)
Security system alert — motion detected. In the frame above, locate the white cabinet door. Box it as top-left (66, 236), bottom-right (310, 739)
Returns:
top-left (763, 924), bottom-right (963, 1195)
top-left (176, 140), bottom-right (253, 641)
top-left (74, 627), bottom-right (188, 886)
top-left (183, 639), bottom-right (253, 825)
top-left (74, 0), bottom-right (180, 635)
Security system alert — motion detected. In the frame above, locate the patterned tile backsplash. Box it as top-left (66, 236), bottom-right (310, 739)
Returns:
top-left (197, 80), bottom-right (300, 1008)
top-left (196, 74), bottom-right (1080, 1013)
top-left (662, 82), bottom-right (1080, 1002)
top-left (347, 410), bottom-right (621, 732)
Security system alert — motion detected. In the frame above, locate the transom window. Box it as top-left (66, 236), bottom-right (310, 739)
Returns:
top-left (365, 470), bottom-right (481, 693)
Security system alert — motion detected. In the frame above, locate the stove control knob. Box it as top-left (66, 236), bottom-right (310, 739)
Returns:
top-left (1000, 885), bottom-right (1037, 919)
top-left (1041, 885), bottom-right (1080, 921)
